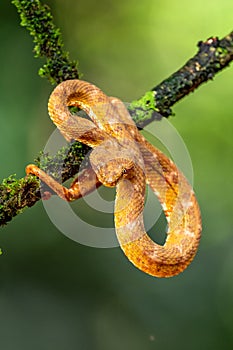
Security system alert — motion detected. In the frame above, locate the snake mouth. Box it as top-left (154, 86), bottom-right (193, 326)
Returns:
top-left (94, 160), bottom-right (135, 188)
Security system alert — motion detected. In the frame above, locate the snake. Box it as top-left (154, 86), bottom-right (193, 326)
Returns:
top-left (26, 79), bottom-right (201, 277)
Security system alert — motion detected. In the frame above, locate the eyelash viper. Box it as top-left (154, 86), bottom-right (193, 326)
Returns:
top-left (26, 79), bottom-right (201, 277)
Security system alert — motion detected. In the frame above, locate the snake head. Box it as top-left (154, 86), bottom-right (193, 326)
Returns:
top-left (89, 139), bottom-right (136, 187)
top-left (92, 157), bottom-right (134, 187)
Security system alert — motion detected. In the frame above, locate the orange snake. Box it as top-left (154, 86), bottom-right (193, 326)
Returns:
top-left (26, 80), bottom-right (201, 277)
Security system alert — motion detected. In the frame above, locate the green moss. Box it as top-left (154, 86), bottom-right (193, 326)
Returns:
top-left (0, 140), bottom-right (91, 226)
top-left (1, 175), bottom-right (19, 197)
top-left (36, 141), bottom-right (90, 182)
top-left (216, 46), bottom-right (228, 57)
top-left (129, 91), bottom-right (160, 125)
top-left (215, 46), bottom-right (231, 67)
top-left (130, 91), bottom-right (157, 111)
top-left (0, 174), bottom-right (40, 226)
top-left (12, 0), bottom-right (79, 84)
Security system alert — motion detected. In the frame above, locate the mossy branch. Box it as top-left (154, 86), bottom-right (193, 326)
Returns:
top-left (12, 0), bottom-right (80, 84)
top-left (131, 34), bottom-right (233, 127)
top-left (0, 0), bottom-right (232, 226)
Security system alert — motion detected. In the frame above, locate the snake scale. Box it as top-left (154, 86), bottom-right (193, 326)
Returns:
top-left (26, 80), bottom-right (201, 277)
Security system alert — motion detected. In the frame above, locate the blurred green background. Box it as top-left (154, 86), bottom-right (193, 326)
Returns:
top-left (0, 0), bottom-right (233, 349)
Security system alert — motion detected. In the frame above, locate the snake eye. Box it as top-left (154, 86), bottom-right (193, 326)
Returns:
top-left (121, 159), bottom-right (134, 177)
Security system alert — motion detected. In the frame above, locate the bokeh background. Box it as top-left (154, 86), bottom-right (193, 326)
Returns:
top-left (0, 0), bottom-right (233, 349)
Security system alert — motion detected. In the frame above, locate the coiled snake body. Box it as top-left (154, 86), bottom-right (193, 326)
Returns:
top-left (26, 80), bottom-right (201, 277)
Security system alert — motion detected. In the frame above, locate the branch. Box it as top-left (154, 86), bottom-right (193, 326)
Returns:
top-left (131, 34), bottom-right (233, 127)
top-left (0, 143), bottom-right (90, 225)
top-left (0, 0), bottom-right (232, 226)
top-left (11, 0), bottom-right (80, 84)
